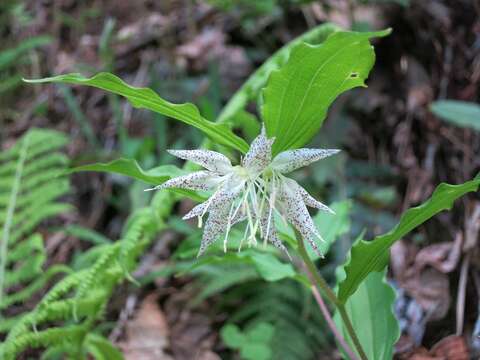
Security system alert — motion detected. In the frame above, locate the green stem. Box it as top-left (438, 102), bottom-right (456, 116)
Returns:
top-left (296, 231), bottom-right (368, 360)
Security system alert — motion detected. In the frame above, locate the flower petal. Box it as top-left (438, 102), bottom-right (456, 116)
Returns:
top-left (198, 202), bottom-right (231, 256)
top-left (231, 210), bottom-right (247, 226)
top-left (198, 176), bottom-right (245, 256)
top-left (259, 209), bottom-right (291, 259)
top-left (183, 201), bottom-right (208, 220)
top-left (242, 124), bottom-right (275, 174)
top-left (168, 149), bottom-right (232, 174)
top-left (297, 186), bottom-right (335, 214)
top-left (183, 199), bottom-right (247, 223)
top-left (278, 177), bottom-right (324, 257)
top-left (271, 148), bottom-right (340, 174)
top-left (150, 171), bottom-right (222, 191)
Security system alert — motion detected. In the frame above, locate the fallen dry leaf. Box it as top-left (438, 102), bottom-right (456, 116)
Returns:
top-left (164, 287), bottom-right (220, 360)
top-left (118, 294), bottom-right (173, 360)
top-left (175, 28), bottom-right (251, 92)
top-left (430, 335), bottom-right (469, 360)
top-left (392, 234), bottom-right (463, 322)
top-left (392, 240), bottom-right (450, 321)
top-left (406, 267), bottom-right (450, 321)
top-left (414, 232), bottom-right (463, 274)
top-left (392, 235), bottom-right (461, 357)
top-left (400, 335), bottom-right (469, 360)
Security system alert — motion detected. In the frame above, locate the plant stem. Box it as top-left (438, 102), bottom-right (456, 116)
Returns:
top-left (309, 279), bottom-right (360, 360)
top-left (295, 230), bottom-right (368, 360)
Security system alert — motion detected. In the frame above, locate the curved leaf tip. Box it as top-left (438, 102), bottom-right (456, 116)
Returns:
top-left (338, 177), bottom-right (480, 304)
top-left (24, 72), bottom-right (249, 154)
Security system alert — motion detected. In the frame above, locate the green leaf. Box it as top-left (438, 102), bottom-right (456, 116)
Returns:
top-left (430, 100), bottom-right (480, 131)
top-left (222, 323), bottom-right (274, 360)
top-left (183, 250), bottom-right (299, 283)
top-left (221, 324), bottom-right (246, 348)
top-left (246, 323), bottom-right (275, 343)
top-left (335, 270), bottom-right (400, 360)
top-left (69, 158), bottom-right (205, 201)
top-left (313, 200), bottom-right (351, 256)
top-left (0, 36), bottom-right (52, 72)
top-left (218, 23), bottom-right (339, 124)
top-left (63, 225), bottom-right (111, 245)
top-left (262, 29), bottom-right (391, 155)
top-left (250, 252), bottom-right (296, 282)
top-left (85, 333), bottom-right (124, 360)
top-left (241, 343), bottom-right (272, 360)
top-left (69, 158), bottom-right (181, 185)
top-left (24, 72), bottom-right (249, 153)
top-left (338, 176), bottom-right (480, 303)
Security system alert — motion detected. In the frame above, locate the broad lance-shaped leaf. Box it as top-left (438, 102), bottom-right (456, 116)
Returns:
top-left (218, 22), bottom-right (339, 124)
top-left (262, 29), bottom-right (391, 155)
top-left (24, 72), bottom-right (249, 153)
top-left (69, 158), bottom-right (205, 201)
top-left (68, 158), bottom-right (181, 185)
top-left (334, 270), bottom-right (400, 360)
top-left (338, 176), bottom-right (480, 304)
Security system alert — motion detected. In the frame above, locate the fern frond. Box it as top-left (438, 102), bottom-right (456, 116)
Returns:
top-left (38, 271), bottom-right (86, 306)
top-left (229, 280), bottom-right (329, 360)
top-left (74, 244), bottom-right (120, 303)
top-left (1, 326), bottom-right (86, 360)
top-left (1, 130), bottom-right (184, 358)
top-left (84, 333), bottom-right (124, 360)
top-left (0, 264), bottom-right (70, 310)
top-left (0, 128), bottom-right (70, 330)
top-left (193, 262), bottom-right (330, 360)
top-left (192, 264), bottom-right (259, 304)
top-left (7, 293), bottom-right (105, 340)
top-left (118, 208), bottom-right (159, 271)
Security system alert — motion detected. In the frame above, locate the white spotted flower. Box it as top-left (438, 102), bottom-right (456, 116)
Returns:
top-left (148, 125), bottom-right (339, 258)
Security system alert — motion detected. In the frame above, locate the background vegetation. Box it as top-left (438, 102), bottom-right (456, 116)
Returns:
top-left (1, 0), bottom-right (479, 359)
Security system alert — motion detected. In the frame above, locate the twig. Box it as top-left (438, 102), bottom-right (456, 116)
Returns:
top-left (456, 253), bottom-right (470, 336)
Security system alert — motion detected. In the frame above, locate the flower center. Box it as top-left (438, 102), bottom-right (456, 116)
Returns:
top-left (233, 165), bottom-right (257, 181)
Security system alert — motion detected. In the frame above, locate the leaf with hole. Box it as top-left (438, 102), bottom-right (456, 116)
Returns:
top-left (262, 29), bottom-right (390, 155)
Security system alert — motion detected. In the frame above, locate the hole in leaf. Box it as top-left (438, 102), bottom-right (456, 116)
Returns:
top-left (350, 72), bottom-right (359, 79)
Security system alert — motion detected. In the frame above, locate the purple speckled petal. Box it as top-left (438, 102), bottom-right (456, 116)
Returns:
top-left (231, 210), bottom-right (247, 226)
top-left (197, 176), bottom-right (245, 256)
top-left (259, 209), bottom-right (291, 259)
top-left (168, 149), bottom-right (233, 174)
top-left (297, 186), bottom-right (334, 214)
top-left (183, 201), bottom-right (209, 220)
top-left (278, 176), bottom-right (324, 257)
top-left (154, 171), bottom-right (222, 191)
top-left (271, 148), bottom-right (340, 174)
top-left (242, 124), bottom-right (275, 174)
